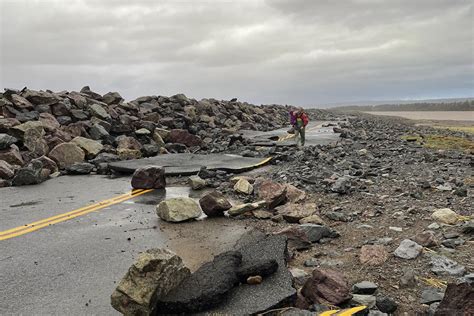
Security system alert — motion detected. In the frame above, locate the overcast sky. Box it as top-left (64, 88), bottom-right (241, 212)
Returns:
top-left (1, 0), bottom-right (472, 106)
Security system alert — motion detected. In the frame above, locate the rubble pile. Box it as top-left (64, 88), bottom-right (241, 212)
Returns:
top-left (0, 86), bottom-right (290, 187)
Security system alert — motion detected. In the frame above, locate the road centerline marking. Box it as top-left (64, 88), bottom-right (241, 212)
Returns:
top-left (0, 189), bottom-right (153, 241)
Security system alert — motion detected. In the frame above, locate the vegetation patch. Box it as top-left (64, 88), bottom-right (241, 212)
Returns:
top-left (402, 134), bottom-right (474, 152)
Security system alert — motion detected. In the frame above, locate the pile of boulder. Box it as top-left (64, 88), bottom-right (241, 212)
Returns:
top-left (0, 87), bottom-right (290, 187)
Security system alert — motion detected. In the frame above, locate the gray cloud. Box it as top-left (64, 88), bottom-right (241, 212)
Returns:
top-left (1, 0), bottom-right (472, 106)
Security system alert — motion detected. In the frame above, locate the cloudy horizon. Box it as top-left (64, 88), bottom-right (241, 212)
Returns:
top-left (1, 0), bottom-right (473, 106)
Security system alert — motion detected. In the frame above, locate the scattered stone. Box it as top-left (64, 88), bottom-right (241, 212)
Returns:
top-left (227, 201), bottom-right (266, 216)
top-left (331, 176), bottom-right (351, 194)
top-left (246, 275), bottom-right (262, 285)
top-left (299, 214), bottom-right (326, 225)
top-left (253, 210), bottom-right (273, 219)
top-left (430, 255), bottom-right (466, 276)
top-left (299, 224), bottom-right (338, 243)
top-left (257, 180), bottom-right (287, 209)
top-left (168, 129), bottom-right (202, 147)
top-left (376, 296), bottom-right (398, 314)
top-left (301, 268), bottom-right (352, 305)
top-left (198, 191), bottom-right (232, 217)
top-left (188, 175), bottom-right (206, 190)
top-left (428, 222), bottom-right (440, 230)
top-left (351, 294), bottom-right (376, 309)
top-left (414, 230), bottom-right (438, 247)
top-left (131, 166), bottom-right (166, 189)
top-left (234, 178), bottom-right (253, 195)
top-left (290, 268), bottom-right (310, 286)
top-left (275, 226), bottom-right (312, 250)
top-left (304, 258), bottom-right (318, 267)
top-left (285, 184), bottom-right (306, 203)
top-left (88, 103), bottom-right (111, 120)
top-left (360, 245), bottom-right (389, 266)
top-left (420, 287), bottom-right (444, 304)
top-left (111, 248), bottom-right (190, 316)
top-left (324, 210), bottom-right (350, 222)
top-left (352, 281), bottom-right (378, 294)
top-left (393, 239), bottom-right (422, 259)
top-left (431, 208), bottom-right (459, 225)
top-left (461, 221), bottom-right (474, 235)
top-left (276, 203), bottom-right (317, 223)
top-left (389, 226), bottom-right (403, 232)
top-left (156, 198), bottom-right (202, 223)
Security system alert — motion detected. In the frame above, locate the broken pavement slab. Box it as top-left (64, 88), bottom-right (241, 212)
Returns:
top-left (108, 153), bottom-right (272, 175)
top-left (204, 230), bottom-right (296, 315)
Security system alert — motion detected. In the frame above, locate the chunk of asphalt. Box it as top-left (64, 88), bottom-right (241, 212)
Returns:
top-left (204, 230), bottom-right (296, 315)
top-left (152, 251), bottom-right (242, 314)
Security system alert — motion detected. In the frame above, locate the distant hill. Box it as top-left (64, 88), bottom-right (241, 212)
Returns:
top-left (327, 98), bottom-right (474, 111)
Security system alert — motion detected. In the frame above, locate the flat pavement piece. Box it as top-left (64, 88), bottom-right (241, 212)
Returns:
top-left (109, 153), bottom-right (271, 175)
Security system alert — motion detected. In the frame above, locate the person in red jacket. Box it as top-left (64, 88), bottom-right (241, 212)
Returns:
top-left (294, 107), bottom-right (309, 146)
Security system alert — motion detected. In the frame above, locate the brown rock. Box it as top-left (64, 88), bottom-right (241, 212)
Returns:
top-left (0, 160), bottom-right (15, 179)
top-left (275, 226), bottom-right (312, 250)
top-left (31, 156), bottom-right (58, 174)
top-left (247, 275), bottom-right (262, 285)
top-left (118, 148), bottom-right (142, 160)
top-left (131, 166), bottom-right (166, 189)
top-left (258, 180), bottom-right (287, 209)
top-left (39, 113), bottom-right (60, 132)
top-left (168, 129), bottom-right (202, 147)
top-left (413, 230), bottom-right (438, 247)
top-left (299, 214), bottom-right (326, 225)
top-left (24, 127), bottom-right (49, 157)
top-left (198, 191), bottom-right (231, 217)
top-left (301, 268), bottom-right (351, 305)
top-left (117, 135), bottom-right (142, 151)
top-left (285, 184), bottom-right (306, 203)
top-left (48, 142), bottom-right (85, 169)
top-left (0, 118), bottom-right (21, 133)
top-left (0, 145), bottom-right (24, 166)
top-left (359, 245), bottom-right (389, 266)
top-left (11, 94), bottom-right (34, 109)
top-left (435, 282), bottom-right (474, 315)
top-left (276, 203), bottom-right (317, 223)
top-left (253, 210), bottom-right (273, 219)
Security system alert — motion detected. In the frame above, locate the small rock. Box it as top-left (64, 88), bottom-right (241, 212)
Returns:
top-left (198, 191), bottom-right (231, 217)
top-left (246, 275), bottom-right (262, 285)
top-left (400, 268), bottom-right (417, 288)
top-left (393, 239), bottom-right (422, 259)
top-left (301, 268), bottom-right (352, 305)
top-left (428, 222), bottom-right (440, 230)
top-left (188, 175), bottom-right (206, 190)
top-left (234, 178), bottom-right (253, 195)
top-left (289, 268), bottom-right (309, 286)
top-left (352, 281), bottom-right (378, 294)
top-left (276, 203), bottom-right (317, 223)
top-left (376, 296), bottom-right (398, 313)
top-left (304, 259), bottom-right (318, 267)
top-left (431, 208), bottom-right (459, 225)
top-left (252, 210), bottom-right (273, 219)
top-left (389, 226), bottom-right (403, 232)
top-left (257, 180), bottom-right (287, 209)
top-left (275, 226), bottom-right (312, 250)
top-left (414, 231), bottom-right (438, 247)
top-left (12, 160), bottom-right (45, 186)
top-left (420, 287), bottom-right (444, 304)
top-left (66, 163), bottom-right (94, 175)
top-left (228, 201), bottom-right (266, 216)
top-left (299, 224), bottom-right (338, 243)
top-left (299, 214), bottom-right (326, 225)
top-left (351, 294), bottom-right (376, 309)
top-left (156, 198), bottom-right (202, 223)
top-left (430, 255), bottom-right (466, 276)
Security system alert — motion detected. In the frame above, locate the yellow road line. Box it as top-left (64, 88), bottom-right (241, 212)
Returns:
top-left (0, 189), bottom-right (153, 241)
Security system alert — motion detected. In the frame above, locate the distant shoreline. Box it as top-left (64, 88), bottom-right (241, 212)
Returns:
top-left (363, 111), bottom-right (474, 122)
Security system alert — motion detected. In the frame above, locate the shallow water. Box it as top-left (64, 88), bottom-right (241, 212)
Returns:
top-left (365, 111), bottom-right (474, 121)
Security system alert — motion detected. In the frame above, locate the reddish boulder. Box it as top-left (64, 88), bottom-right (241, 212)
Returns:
top-left (0, 145), bottom-right (24, 166)
top-left (131, 166), bottom-right (166, 189)
top-left (435, 282), bottom-right (473, 315)
top-left (168, 129), bottom-right (202, 147)
top-left (413, 231), bottom-right (438, 247)
top-left (0, 160), bottom-right (15, 179)
top-left (275, 226), bottom-right (312, 250)
top-left (301, 268), bottom-right (352, 305)
top-left (199, 191), bottom-right (232, 217)
top-left (258, 180), bottom-right (287, 209)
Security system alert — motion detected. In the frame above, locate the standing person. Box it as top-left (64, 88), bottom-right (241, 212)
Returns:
top-left (294, 108), bottom-right (309, 146)
top-left (288, 108), bottom-right (297, 133)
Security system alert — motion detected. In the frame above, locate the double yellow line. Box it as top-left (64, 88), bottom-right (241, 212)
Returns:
top-left (0, 189), bottom-right (153, 241)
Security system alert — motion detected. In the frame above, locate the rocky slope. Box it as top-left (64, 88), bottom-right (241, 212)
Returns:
top-left (0, 86), bottom-right (290, 187)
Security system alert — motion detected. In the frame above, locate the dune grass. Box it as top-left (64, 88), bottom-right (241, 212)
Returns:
top-left (402, 134), bottom-right (474, 152)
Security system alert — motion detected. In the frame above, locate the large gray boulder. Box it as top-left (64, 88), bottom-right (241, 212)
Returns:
top-left (156, 198), bottom-right (201, 222)
top-left (12, 160), bottom-right (45, 186)
top-left (393, 239), bottom-right (422, 259)
top-left (70, 136), bottom-right (103, 158)
top-left (111, 248), bottom-right (191, 316)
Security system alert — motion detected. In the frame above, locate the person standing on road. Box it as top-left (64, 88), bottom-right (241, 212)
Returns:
top-left (289, 108), bottom-right (297, 132)
top-left (294, 107), bottom-right (309, 146)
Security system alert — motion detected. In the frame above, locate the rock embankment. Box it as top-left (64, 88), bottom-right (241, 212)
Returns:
top-left (0, 86), bottom-right (290, 187)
